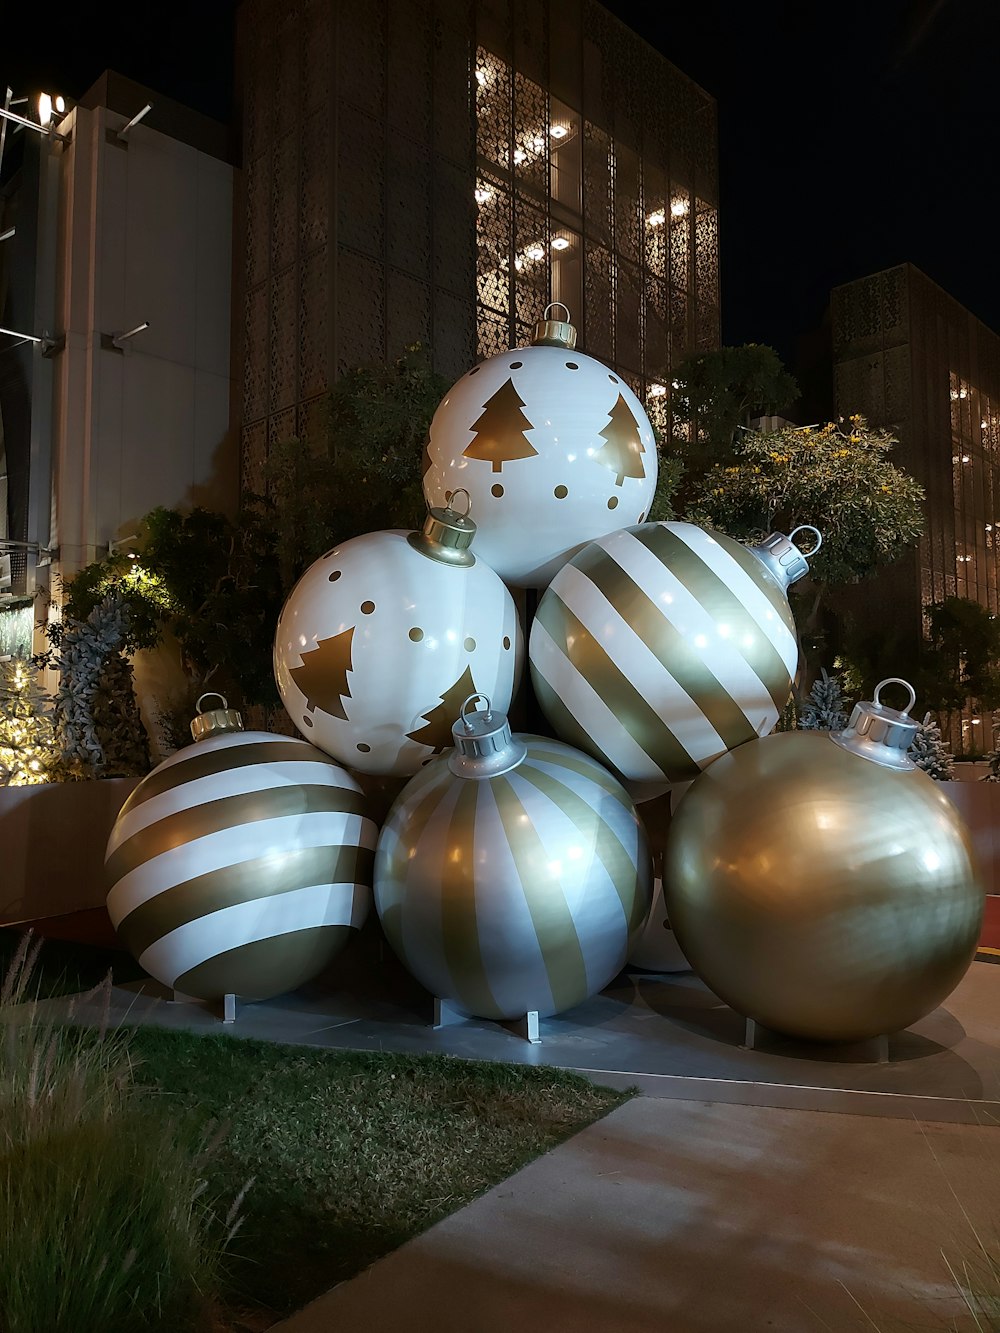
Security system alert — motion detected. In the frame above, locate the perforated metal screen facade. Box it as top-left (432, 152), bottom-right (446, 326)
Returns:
top-left (236, 0), bottom-right (719, 493)
top-left (833, 264), bottom-right (1000, 751)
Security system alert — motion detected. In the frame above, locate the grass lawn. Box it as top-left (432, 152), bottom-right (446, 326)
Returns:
top-left (129, 1028), bottom-right (631, 1327)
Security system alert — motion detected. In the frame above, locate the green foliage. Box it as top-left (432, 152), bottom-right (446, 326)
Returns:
top-left (670, 343), bottom-right (799, 461)
top-left (799, 667), bottom-right (852, 731)
top-left (0, 936), bottom-right (241, 1333)
top-left (645, 432), bottom-right (685, 523)
top-left (690, 415), bottom-right (925, 587)
top-left (264, 343), bottom-right (451, 588)
top-left (917, 596), bottom-right (1000, 718)
top-left (908, 711), bottom-right (956, 780)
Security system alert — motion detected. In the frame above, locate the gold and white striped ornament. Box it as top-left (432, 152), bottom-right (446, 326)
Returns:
top-left (529, 521), bottom-right (820, 791)
top-left (106, 696), bottom-right (377, 1002)
top-left (375, 697), bottom-right (652, 1021)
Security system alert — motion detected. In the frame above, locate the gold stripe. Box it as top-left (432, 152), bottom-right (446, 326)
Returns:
top-left (535, 590), bottom-right (702, 783)
top-left (439, 780), bottom-right (499, 1016)
top-left (491, 775), bottom-right (588, 1013)
top-left (526, 743), bottom-right (636, 812)
top-left (378, 775), bottom-right (452, 975)
top-left (570, 544), bottom-right (760, 754)
top-left (106, 785), bottom-right (371, 885)
top-left (707, 529), bottom-right (799, 630)
top-left (527, 671), bottom-right (626, 779)
top-left (634, 525), bottom-right (794, 711)
top-left (173, 925), bottom-right (355, 1002)
top-left (117, 844), bottom-right (374, 958)
top-left (122, 741), bottom-right (348, 813)
top-left (516, 766), bottom-right (652, 935)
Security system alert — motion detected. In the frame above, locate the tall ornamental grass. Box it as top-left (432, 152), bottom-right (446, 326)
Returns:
top-left (0, 933), bottom-right (246, 1333)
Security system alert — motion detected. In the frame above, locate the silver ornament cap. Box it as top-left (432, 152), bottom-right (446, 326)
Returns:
top-left (190, 691), bottom-right (243, 742)
top-left (829, 677), bottom-right (919, 771)
top-left (407, 488), bottom-right (476, 567)
top-left (448, 694), bottom-right (527, 779)
top-left (531, 301), bottom-right (577, 350)
top-left (749, 524), bottom-right (822, 591)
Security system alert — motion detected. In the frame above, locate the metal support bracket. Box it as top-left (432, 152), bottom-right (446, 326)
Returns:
top-left (743, 1016), bottom-right (889, 1063)
top-left (433, 999), bottom-right (541, 1043)
top-left (170, 989), bottom-right (239, 1024)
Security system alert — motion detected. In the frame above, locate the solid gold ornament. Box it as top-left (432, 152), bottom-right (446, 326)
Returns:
top-left (663, 681), bottom-right (984, 1042)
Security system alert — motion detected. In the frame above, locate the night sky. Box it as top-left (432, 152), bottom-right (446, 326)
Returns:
top-left (4, 0), bottom-right (997, 377)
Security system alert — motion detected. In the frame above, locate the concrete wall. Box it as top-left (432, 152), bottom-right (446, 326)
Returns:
top-left (48, 100), bottom-right (236, 583)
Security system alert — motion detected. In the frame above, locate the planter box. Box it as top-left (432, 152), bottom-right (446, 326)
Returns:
top-left (0, 778), bottom-right (139, 926)
top-left (941, 780), bottom-right (1000, 895)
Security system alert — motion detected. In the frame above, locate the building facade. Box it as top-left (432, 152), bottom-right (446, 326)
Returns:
top-left (236, 0), bottom-right (719, 498)
top-left (0, 74), bottom-right (236, 651)
top-left (832, 264), bottom-right (1000, 750)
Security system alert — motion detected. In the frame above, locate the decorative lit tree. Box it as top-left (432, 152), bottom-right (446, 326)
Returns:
top-left (595, 394), bottom-right (647, 486)
top-left (799, 668), bottom-right (851, 732)
top-left (407, 666), bottom-right (477, 753)
top-left (909, 712), bottom-right (956, 781)
top-left (290, 628), bottom-right (355, 720)
top-left (463, 378), bottom-right (538, 473)
top-left (0, 658), bottom-right (61, 786)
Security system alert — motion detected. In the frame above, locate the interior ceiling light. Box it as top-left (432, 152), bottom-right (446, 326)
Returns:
top-left (647, 383), bottom-right (667, 398)
top-left (525, 244), bottom-right (545, 261)
top-left (962, 454), bottom-right (972, 463)
top-left (475, 68), bottom-right (487, 86)
top-left (474, 187), bottom-right (492, 204)
top-left (646, 209), bottom-right (665, 227)
top-left (551, 236), bottom-right (571, 251)
top-left (671, 199), bottom-right (689, 217)
top-left (513, 148), bottom-right (527, 164)
top-left (982, 420), bottom-right (990, 429)
top-left (550, 124), bottom-right (568, 139)
top-left (530, 135), bottom-right (545, 152)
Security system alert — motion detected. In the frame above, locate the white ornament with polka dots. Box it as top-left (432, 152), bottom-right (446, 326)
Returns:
top-left (274, 500), bottom-right (523, 777)
top-left (423, 306), bottom-right (659, 589)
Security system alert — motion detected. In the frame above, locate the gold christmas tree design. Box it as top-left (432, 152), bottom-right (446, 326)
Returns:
top-left (407, 665), bottom-right (477, 752)
top-left (595, 393), bottom-right (646, 485)
top-left (462, 378), bottom-right (538, 473)
top-left (290, 627), bottom-right (355, 720)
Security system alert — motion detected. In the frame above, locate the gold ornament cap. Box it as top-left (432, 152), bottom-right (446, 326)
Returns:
top-left (407, 489), bottom-right (476, 567)
top-left (750, 525), bottom-right (822, 591)
top-left (448, 695), bottom-right (527, 779)
top-left (190, 691), bottom-right (244, 742)
top-left (531, 302), bottom-right (577, 350)
top-left (830, 678), bottom-right (918, 771)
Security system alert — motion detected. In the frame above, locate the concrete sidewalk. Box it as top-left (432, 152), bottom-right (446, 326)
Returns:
top-left (275, 1097), bottom-right (998, 1333)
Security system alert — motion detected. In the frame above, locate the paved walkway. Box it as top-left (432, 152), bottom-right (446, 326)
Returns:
top-left (275, 1097), bottom-right (996, 1333)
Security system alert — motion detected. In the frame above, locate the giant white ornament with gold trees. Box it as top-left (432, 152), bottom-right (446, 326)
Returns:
top-left (374, 695), bottom-right (653, 1021)
top-left (663, 679), bottom-right (984, 1043)
top-left (529, 520), bottom-right (820, 794)
top-left (105, 694), bottom-right (377, 1003)
top-left (274, 494), bottom-right (522, 777)
top-left (423, 305), bottom-right (658, 588)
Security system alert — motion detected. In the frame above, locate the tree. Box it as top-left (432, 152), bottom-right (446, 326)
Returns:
top-left (916, 596), bottom-right (1000, 724)
top-left (799, 668), bottom-right (851, 731)
top-left (690, 415), bottom-right (924, 588)
top-left (265, 343), bottom-right (450, 587)
top-left (595, 394), bottom-right (646, 486)
top-left (463, 378), bottom-right (538, 473)
top-left (290, 628), bottom-right (355, 720)
top-left (909, 712), bottom-right (956, 781)
top-left (0, 658), bottom-right (61, 786)
top-left (669, 343), bottom-right (799, 460)
top-left (407, 666), bottom-right (477, 752)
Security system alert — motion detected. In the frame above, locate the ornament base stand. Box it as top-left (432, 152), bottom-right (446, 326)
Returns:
top-left (742, 1016), bottom-right (890, 1064)
top-left (170, 990), bottom-right (240, 1024)
top-left (434, 997), bottom-right (541, 1044)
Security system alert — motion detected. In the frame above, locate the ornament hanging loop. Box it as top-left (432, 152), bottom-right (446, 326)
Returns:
top-left (873, 677), bottom-right (917, 718)
top-left (447, 488), bottom-right (472, 519)
top-left (789, 525), bottom-right (822, 556)
top-left (460, 693), bottom-right (492, 727)
top-left (196, 691), bottom-right (229, 714)
top-left (543, 302), bottom-right (572, 323)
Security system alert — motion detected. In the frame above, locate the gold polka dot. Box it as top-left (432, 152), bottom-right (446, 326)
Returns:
top-left (608, 496), bottom-right (619, 510)
top-left (357, 743), bottom-right (371, 753)
top-left (302, 715), bottom-right (313, 728)
top-left (638, 512), bottom-right (647, 523)
top-left (491, 483), bottom-right (504, 497)
top-left (464, 637), bottom-right (476, 651)
top-left (608, 374), bottom-right (619, 384)
top-left (409, 627), bottom-right (424, 642)
top-left (328, 570), bottom-right (342, 582)
top-left (361, 600), bottom-right (376, 614)
top-left (510, 360), bottom-right (523, 369)
top-left (554, 485), bottom-right (568, 499)
top-left (566, 361), bottom-right (579, 370)
top-left (503, 635), bottom-right (511, 650)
